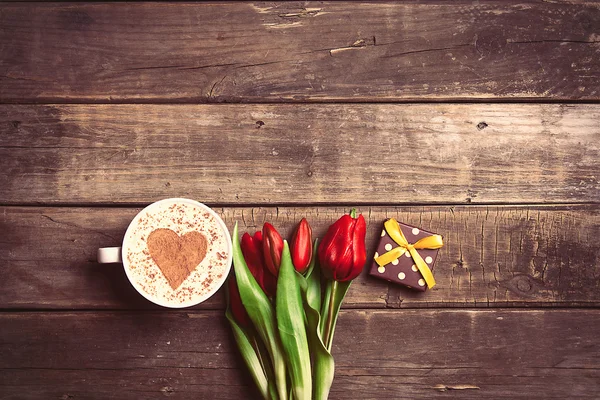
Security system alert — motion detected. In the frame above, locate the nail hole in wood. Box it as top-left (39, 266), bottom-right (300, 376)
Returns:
top-left (476, 122), bottom-right (488, 131)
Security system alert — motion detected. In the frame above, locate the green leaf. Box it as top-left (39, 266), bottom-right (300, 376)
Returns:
top-left (304, 240), bottom-right (321, 314)
top-left (309, 311), bottom-right (335, 400)
top-left (276, 241), bottom-right (312, 400)
top-left (232, 223), bottom-right (287, 400)
top-left (299, 241), bottom-right (335, 400)
top-left (225, 307), bottom-right (271, 400)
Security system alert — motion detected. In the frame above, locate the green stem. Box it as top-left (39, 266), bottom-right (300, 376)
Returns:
top-left (323, 280), bottom-right (338, 351)
top-left (319, 281), bottom-right (332, 339)
top-left (350, 208), bottom-right (357, 218)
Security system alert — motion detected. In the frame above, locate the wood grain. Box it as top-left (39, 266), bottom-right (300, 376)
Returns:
top-left (1, 104), bottom-right (599, 205)
top-left (2, 205), bottom-right (599, 310)
top-left (1, 309), bottom-right (599, 399)
top-left (1, 2), bottom-right (599, 102)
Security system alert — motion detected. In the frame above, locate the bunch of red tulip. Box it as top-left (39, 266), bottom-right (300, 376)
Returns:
top-left (226, 210), bottom-right (367, 400)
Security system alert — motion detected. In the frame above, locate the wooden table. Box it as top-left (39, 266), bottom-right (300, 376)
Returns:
top-left (1, 2), bottom-right (599, 399)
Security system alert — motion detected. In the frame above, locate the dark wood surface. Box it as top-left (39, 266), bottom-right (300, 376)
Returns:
top-left (2, 310), bottom-right (599, 399)
top-left (1, 104), bottom-right (598, 205)
top-left (1, 1), bottom-right (599, 399)
top-left (2, 205), bottom-right (599, 310)
top-left (1, 2), bottom-right (600, 102)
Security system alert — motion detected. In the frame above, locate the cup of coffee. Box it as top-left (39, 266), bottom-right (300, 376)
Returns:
top-left (97, 198), bottom-right (232, 308)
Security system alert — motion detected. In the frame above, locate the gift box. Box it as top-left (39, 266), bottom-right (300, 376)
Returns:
top-left (369, 219), bottom-right (443, 291)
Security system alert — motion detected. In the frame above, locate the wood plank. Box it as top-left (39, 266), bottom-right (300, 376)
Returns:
top-left (1, 104), bottom-right (598, 205)
top-left (2, 205), bottom-right (599, 310)
top-left (1, 309), bottom-right (598, 399)
top-left (1, 2), bottom-right (599, 102)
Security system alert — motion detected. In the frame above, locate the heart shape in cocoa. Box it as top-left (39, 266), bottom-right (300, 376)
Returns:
top-left (147, 229), bottom-right (208, 290)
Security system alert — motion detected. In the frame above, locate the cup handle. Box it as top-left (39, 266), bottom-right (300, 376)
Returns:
top-left (97, 247), bottom-right (122, 264)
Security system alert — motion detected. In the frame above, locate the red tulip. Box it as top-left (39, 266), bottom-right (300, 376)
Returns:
top-left (241, 231), bottom-right (277, 297)
top-left (228, 273), bottom-right (251, 328)
top-left (318, 211), bottom-right (367, 282)
top-left (241, 232), bottom-right (264, 285)
top-left (291, 218), bottom-right (312, 273)
top-left (262, 222), bottom-right (283, 276)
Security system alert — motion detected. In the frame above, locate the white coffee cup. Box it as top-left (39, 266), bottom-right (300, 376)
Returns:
top-left (98, 198), bottom-right (232, 308)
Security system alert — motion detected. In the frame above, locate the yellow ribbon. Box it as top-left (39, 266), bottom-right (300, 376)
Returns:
top-left (375, 219), bottom-right (443, 289)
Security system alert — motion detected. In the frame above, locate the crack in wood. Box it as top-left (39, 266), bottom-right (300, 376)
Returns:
top-left (0, 75), bottom-right (49, 83)
top-left (233, 59), bottom-right (292, 69)
top-left (508, 39), bottom-right (600, 45)
top-left (41, 214), bottom-right (117, 241)
top-left (120, 65), bottom-right (187, 71)
top-left (383, 44), bottom-right (472, 59)
top-left (208, 75), bottom-right (227, 99)
top-left (120, 62), bottom-right (240, 72)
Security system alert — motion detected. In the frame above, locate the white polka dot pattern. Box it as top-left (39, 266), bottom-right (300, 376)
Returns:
top-left (370, 220), bottom-right (441, 293)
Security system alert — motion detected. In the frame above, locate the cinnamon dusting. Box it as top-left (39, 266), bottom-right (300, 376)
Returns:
top-left (146, 229), bottom-right (208, 289)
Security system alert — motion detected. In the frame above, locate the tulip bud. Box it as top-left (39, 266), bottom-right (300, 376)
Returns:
top-left (241, 232), bottom-right (264, 284)
top-left (318, 211), bottom-right (367, 282)
top-left (262, 222), bottom-right (283, 276)
top-left (257, 231), bottom-right (278, 298)
top-left (291, 218), bottom-right (312, 273)
top-left (241, 231), bottom-right (277, 297)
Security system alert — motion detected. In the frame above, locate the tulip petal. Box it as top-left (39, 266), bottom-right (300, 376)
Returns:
top-left (318, 217), bottom-right (346, 279)
top-left (319, 211), bottom-right (367, 282)
top-left (241, 232), bottom-right (267, 292)
top-left (291, 218), bottom-right (312, 273)
top-left (347, 214), bottom-right (367, 281)
top-left (263, 222), bottom-right (283, 276)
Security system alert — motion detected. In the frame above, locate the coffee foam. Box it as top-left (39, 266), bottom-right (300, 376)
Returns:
top-left (124, 201), bottom-right (230, 307)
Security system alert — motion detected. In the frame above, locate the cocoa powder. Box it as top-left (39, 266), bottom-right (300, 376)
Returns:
top-left (147, 228), bottom-right (208, 289)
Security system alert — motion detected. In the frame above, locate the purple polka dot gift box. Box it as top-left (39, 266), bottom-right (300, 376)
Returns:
top-left (369, 218), bottom-right (444, 292)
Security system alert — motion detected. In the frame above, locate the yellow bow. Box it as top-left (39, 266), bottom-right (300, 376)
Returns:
top-left (375, 219), bottom-right (443, 289)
